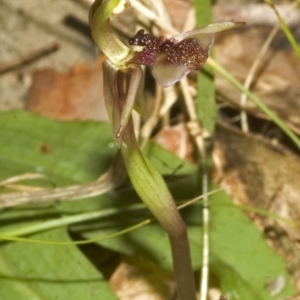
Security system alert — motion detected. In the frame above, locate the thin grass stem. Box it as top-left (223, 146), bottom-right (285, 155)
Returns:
top-left (240, 24), bottom-right (280, 132)
top-left (207, 57), bottom-right (300, 151)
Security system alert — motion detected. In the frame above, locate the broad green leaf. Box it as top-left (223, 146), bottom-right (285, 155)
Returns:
top-left (205, 190), bottom-right (295, 299)
top-left (0, 111), bottom-right (193, 299)
top-left (0, 111), bottom-right (116, 184)
top-left (0, 228), bottom-right (117, 300)
top-left (0, 111), bottom-right (191, 185)
top-left (0, 111), bottom-right (117, 299)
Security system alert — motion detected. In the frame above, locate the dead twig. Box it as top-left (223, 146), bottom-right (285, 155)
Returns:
top-left (0, 153), bottom-right (126, 209)
top-left (0, 42), bottom-right (60, 75)
top-left (213, 4), bottom-right (300, 27)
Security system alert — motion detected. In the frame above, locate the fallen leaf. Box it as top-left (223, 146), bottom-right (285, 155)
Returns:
top-left (153, 123), bottom-right (194, 163)
top-left (26, 57), bottom-right (108, 121)
top-left (110, 255), bottom-right (175, 300)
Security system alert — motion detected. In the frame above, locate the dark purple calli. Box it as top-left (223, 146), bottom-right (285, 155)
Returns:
top-left (127, 22), bottom-right (244, 87)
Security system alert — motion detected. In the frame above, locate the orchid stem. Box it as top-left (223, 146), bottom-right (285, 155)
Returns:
top-left (121, 122), bottom-right (197, 299)
top-left (169, 230), bottom-right (197, 300)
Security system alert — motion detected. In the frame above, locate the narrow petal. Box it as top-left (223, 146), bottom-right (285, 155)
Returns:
top-left (175, 21), bottom-right (245, 41)
top-left (118, 66), bottom-right (143, 138)
top-left (103, 60), bottom-right (118, 124)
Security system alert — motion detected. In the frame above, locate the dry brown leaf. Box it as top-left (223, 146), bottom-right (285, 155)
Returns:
top-left (153, 123), bottom-right (194, 163)
top-left (26, 57), bottom-right (108, 121)
top-left (164, 0), bottom-right (193, 31)
top-left (110, 255), bottom-right (175, 300)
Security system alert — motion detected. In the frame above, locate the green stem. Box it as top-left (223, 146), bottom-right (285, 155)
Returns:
top-left (169, 236), bottom-right (197, 300)
top-left (195, 1), bottom-right (214, 299)
top-left (265, 0), bottom-right (300, 60)
top-left (121, 120), bottom-right (196, 300)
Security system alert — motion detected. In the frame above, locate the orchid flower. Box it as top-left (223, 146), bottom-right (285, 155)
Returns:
top-left (102, 21), bottom-right (243, 141)
top-left (90, 0), bottom-right (243, 138)
top-left (89, 1), bottom-right (243, 299)
top-left (127, 22), bottom-right (244, 87)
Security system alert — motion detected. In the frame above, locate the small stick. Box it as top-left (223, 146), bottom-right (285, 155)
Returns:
top-left (239, 1), bottom-right (297, 132)
top-left (0, 42), bottom-right (59, 74)
top-left (240, 24), bottom-right (279, 132)
top-left (0, 153), bottom-right (126, 209)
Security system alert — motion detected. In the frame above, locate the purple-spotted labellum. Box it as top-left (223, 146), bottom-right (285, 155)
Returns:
top-left (127, 28), bottom-right (213, 87)
top-left (127, 22), bottom-right (245, 87)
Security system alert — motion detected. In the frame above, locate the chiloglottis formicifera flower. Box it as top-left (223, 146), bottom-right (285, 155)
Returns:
top-left (127, 22), bottom-right (245, 87)
top-left (90, 4), bottom-right (246, 297)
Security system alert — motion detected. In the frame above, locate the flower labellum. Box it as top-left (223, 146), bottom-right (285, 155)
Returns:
top-left (127, 22), bottom-right (245, 87)
top-left (127, 29), bottom-right (212, 87)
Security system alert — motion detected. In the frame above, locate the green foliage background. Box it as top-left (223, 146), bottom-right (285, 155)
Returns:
top-left (0, 111), bottom-right (295, 299)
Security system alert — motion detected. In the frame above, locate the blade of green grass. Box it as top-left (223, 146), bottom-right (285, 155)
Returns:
top-left (195, 1), bottom-right (215, 299)
top-left (207, 57), bottom-right (300, 151)
top-left (265, 0), bottom-right (300, 60)
top-left (0, 228), bottom-right (118, 300)
top-left (195, 0), bottom-right (215, 134)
